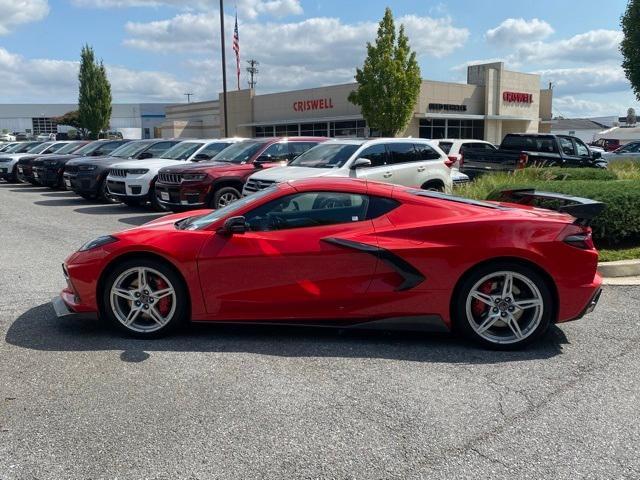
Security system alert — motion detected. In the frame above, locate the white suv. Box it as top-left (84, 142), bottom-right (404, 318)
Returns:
top-left (243, 138), bottom-right (453, 195)
top-left (107, 138), bottom-right (245, 208)
top-left (437, 139), bottom-right (497, 185)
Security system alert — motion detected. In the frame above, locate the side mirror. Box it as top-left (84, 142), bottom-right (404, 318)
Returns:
top-left (138, 152), bottom-right (153, 159)
top-left (592, 151), bottom-right (602, 160)
top-left (193, 153), bottom-right (211, 162)
top-left (219, 216), bottom-right (247, 235)
top-left (351, 158), bottom-right (372, 169)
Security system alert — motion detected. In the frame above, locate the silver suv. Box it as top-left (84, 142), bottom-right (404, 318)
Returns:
top-left (243, 138), bottom-right (453, 195)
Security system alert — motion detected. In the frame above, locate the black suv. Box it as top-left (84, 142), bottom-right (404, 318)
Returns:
top-left (64, 139), bottom-right (181, 201)
top-left (33, 139), bottom-right (130, 189)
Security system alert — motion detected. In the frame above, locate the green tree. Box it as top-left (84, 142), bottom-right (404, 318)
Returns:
top-left (348, 8), bottom-right (421, 137)
top-left (621, 0), bottom-right (640, 101)
top-left (53, 110), bottom-right (87, 138)
top-left (78, 45), bottom-right (112, 139)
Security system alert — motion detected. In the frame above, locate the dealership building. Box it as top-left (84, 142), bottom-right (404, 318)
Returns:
top-left (0, 103), bottom-right (171, 139)
top-left (162, 62), bottom-right (553, 144)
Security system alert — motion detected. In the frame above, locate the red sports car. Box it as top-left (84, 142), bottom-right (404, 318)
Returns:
top-left (54, 178), bottom-right (604, 349)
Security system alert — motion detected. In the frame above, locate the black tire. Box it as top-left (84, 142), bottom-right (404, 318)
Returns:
top-left (122, 198), bottom-right (142, 207)
top-left (98, 177), bottom-right (117, 203)
top-left (149, 183), bottom-right (167, 212)
top-left (7, 166), bottom-right (19, 183)
top-left (452, 261), bottom-right (553, 350)
top-left (101, 258), bottom-right (189, 338)
top-left (210, 186), bottom-right (241, 209)
top-left (421, 181), bottom-right (445, 192)
top-left (78, 192), bottom-right (95, 200)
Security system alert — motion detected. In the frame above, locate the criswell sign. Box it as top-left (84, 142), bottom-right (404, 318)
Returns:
top-left (293, 98), bottom-right (334, 112)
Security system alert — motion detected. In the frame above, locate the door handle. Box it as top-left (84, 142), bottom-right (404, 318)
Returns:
top-left (383, 172), bottom-right (392, 178)
top-left (417, 166), bottom-right (426, 172)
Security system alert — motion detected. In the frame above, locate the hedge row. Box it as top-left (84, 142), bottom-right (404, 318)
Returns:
top-left (483, 180), bottom-right (640, 246)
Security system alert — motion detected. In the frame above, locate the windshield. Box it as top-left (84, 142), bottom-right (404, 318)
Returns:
top-left (187, 188), bottom-right (277, 230)
top-left (56, 142), bottom-right (85, 154)
top-left (212, 140), bottom-right (266, 163)
top-left (46, 143), bottom-right (68, 154)
top-left (289, 143), bottom-right (360, 168)
top-left (4, 143), bottom-right (27, 153)
top-left (161, 142), bottom-right (204, 160)
top-left (73, 142), bottom-right (102, 156)
top-left (27, 142), bottom-right (53, 154)
top-left (111, 141), bottom-right (152, 159)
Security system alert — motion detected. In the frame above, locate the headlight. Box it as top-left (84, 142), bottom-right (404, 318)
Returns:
top-left (78, 165), bottom-right (97, 171)
top-left (127, 169), bottom-right (149, 175)
top-left (182, 173), bottom-right (206, 181)
top-left (78, 235), bottom-right (118, 252)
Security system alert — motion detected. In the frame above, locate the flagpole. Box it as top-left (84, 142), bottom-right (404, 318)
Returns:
top-left (219, 0), bottom-right (229, 137)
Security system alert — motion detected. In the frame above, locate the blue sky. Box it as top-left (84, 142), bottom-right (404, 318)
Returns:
top-left (0, 0), bottom-right (633, 117)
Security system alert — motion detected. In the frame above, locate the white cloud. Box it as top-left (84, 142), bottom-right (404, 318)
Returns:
top-left (0, 47), bottom-right (191, 102)
top-left (0, 0), bottom-right (49, 35)
top-left (516, 29), bottom-right (623, 64)
top-left (486, 18), bottom-right (554, 46)
top-left (72, 0), bottom-right (303, 18)
top-left (124, 12), bottom-right (469, 60)
top-left (553, 95), bottom-right (630, 118)
top-left (536, 66), bottom-right (629, 95)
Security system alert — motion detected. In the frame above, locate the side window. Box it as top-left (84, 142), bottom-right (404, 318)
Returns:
top-left (199, 142), bottom-right (230, 159)
top-left (289, 142), bottom-right (318, 159)
top-left (559, 137), bottom-right (576, 156)
top-left (387, 143), bottom-right (419, 164)
top-left (357, 144), bottom-right (387, 167)
top-left (244, 192), bottom-right (369, 231)
top-left (146, 141), bottom-right (178, 157)
top-left (365, 196), bottom-right (400, 219)
top-left (575, 139), bottom-right (590, 156)
top-left (260, 142), bottom-right (290, 161)
top-left (414, 144), bottom-right (442, 160)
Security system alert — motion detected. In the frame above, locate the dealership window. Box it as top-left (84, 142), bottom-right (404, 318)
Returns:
top-left (301, 123), bottom-right (329, 137)
top-left (255, 119), bottom-right (369, 139)
top-left (419, 118), bottom-right (484, 140)
top-left (32, 117), bottom-right (57, 135)
top-left (330, 120), bottom-right (366, 138)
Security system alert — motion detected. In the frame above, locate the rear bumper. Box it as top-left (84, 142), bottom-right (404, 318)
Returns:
top-left (557, 272), bottom-right (603, 323)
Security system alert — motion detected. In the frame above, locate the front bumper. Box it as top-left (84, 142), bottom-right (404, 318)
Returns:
top-left (32, 166), bottom-right (60, 186)
top-left (155, 182), bottom-right (211, 209)
top-left (0, 163), bottom-right (15, 179)
top-left (52, 295), bottom-right (97, 320)
top-left (64, 171), bottom-right (101, 194)
top-left (106, 177), bottom-right (151, 199)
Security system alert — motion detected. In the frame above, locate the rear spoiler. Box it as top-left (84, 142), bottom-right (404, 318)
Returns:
top-left (496, 189), bottom-right (606, 226)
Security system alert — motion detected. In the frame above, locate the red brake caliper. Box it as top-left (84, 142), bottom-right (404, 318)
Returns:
top-left (472, 281), bottom-right (493, 316)
top-left (153, 276), bottom-right (171, 317)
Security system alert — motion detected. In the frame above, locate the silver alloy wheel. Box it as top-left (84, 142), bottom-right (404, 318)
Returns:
top-left (109, 266), bottom-right (177, 333)
top-left (217, 191), bottom-right (239, 208)
top-left (465, 270), bottom-right (544, 345)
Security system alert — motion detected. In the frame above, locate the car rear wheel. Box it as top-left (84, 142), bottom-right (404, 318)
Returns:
top-left (102, 259), bottom-right (188, 338)
top-left (211, 186), bottom-right (241, 209)
top-left (453, 262), bottom-right (553, 350)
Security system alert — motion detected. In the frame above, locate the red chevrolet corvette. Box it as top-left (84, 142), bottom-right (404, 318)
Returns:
top-left (54, 178), bottom-right (604, 349)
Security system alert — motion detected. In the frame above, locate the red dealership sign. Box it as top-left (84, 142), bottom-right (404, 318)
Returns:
top-left (503, 91), bottom-right (533, 103)
top-left (293, 98), bottom-right (334, 112)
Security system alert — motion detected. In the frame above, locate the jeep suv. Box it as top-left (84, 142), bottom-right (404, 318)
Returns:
top-left (243, 138), bottom-right (453, 195)
top-left (64, 139), bottom-right (180, 201)
top-left (155, 137), bottom-right (326, 211)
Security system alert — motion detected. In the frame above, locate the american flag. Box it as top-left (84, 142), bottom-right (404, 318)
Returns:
top-left (232, 12), bottom-right (240, 90)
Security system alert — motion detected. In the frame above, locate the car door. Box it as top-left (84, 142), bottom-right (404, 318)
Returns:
top-left (610, 142), bottom-right (640, 162)
top-left (557, 136), bottom-right (583, 166)
top-left (197, 189), bottom-right (380, 320)
top-left (351, 143), bottom-right (390, 182)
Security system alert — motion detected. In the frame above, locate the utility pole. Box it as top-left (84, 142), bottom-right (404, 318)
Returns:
top-left (184, 93), bottom-right (193, 103)
top-left (219, 0), bottom-right (229, 137)
top-left (246, 59), bottom-right (259, 89)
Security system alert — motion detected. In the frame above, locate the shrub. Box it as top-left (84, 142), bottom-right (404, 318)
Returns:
top-left (608, 159), bottom-right (640, 180)
top-left (482, 180), bottom-right (640, 246)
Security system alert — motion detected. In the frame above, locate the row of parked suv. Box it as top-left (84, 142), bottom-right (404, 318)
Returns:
top-left (0, 136), bottom-right (460, 211)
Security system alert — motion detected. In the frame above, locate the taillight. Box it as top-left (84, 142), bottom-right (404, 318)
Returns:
top-left (517, 153), bottom-right (528, 169)
top-left (445, 156), bottom-right (456, 168)
top-left (459, 153), bottom-right (464, 168)
top-left (563, 227), bottom-right (595, 250)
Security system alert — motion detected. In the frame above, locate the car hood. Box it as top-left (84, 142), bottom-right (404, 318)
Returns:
top-left (67, 155), bottom-right (137, 168)
top-left (117, 210), bottom-right (214, 234)
top-left (33, 154), bottom-right (79, 164)
top-left (159, 161), bottom-right (244, 174)
top-left (249, 165), bottom-right (345, 181)
top-left (0, 153), bottom-right (31, 161)
top-left (111, 158), bottom-right (186, 171)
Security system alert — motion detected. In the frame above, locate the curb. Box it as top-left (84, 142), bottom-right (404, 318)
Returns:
top-left (598, 259), bottom-right (640, 278)
top-left (602, 276), bottom-right (640, 286)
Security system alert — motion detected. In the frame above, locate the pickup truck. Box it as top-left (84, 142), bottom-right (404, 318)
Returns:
top-left (460, 133), bottom-right (606, 178)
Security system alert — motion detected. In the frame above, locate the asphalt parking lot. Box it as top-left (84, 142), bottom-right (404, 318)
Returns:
top-left (0, 182), bottom-right (639, 479)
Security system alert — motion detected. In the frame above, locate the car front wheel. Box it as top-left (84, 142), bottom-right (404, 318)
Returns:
top-left (211, 186), bottom-right (241, 209)
top-left (102, 259), bottom-right (188, 338)
top-left (453, 262), bottom-right (553, 350)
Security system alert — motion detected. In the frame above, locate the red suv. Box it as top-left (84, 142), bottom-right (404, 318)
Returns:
top-left (155, 137), bottom-right (326, 211)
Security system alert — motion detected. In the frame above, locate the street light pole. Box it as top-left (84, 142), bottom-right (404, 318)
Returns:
top-left (219, 0), bottom-right (229, 137)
